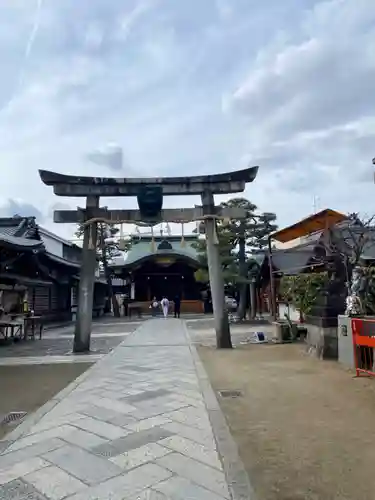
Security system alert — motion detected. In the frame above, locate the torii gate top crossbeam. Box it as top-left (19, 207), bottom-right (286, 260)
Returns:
top-left (39, 167), bottom-right (259, 197)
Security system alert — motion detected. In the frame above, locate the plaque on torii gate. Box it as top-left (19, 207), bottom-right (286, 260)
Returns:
top-left (39, 166), bottom-right (259, 351)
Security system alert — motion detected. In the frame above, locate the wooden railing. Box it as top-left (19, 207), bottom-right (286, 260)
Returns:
top-left (127, 300), bottom-right (204, 314)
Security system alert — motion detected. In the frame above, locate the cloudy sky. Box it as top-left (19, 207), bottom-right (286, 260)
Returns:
top-left (0, 0), bottom-right (374, 239)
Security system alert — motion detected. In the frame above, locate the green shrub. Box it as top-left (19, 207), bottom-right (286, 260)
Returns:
top-left (280, 273), bottom-right (328, 321)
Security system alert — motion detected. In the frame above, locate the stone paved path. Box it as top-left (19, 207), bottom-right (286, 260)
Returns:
top-left (0, 319), bottom-right (238, 499)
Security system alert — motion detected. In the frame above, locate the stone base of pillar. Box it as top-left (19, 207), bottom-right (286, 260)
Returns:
top-left (216, 313), bottom-right (232, 348)
top-left (305, 315), bottom-right (339, 360)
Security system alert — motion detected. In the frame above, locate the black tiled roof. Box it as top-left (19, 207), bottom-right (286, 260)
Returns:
top-left (0, 217), bottom-right (25, 236)
top-left (0, 216), bottom-right (43, 250)
top-left (270, 248), bottom-right (319, 275)
top-left (43, 252), bottom-right (80, 268)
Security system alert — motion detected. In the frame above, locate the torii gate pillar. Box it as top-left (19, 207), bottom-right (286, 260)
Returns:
top-left (74, 195), bottom-right (99, 352)
top-left (39, 166), bottom-right (259, 351)
top-left (202, 190), bottom-right (231, 347)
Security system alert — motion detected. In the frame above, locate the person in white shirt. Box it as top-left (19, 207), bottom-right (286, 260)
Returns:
top-left (161, 297), bottom-right (170, 318)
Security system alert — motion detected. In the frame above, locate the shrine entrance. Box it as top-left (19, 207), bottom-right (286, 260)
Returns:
top-left (133, 263), bottom-right (197, 302)
top-left (39, 166), bottom-right (258, 351)
top-left (110, 232), bottom-right (204, 312)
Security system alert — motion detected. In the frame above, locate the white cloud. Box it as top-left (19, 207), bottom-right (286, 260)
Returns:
top-left (0, 0), bottom-right (374, 240)
top-left (115, 0), bottom-right (157, 42)
top-left (0, 199), bottom-right (44, 220)
top-left (215, 0), bottom-right (234, 21)
top-left (84, 22), bottom-right (105, 50)
top-left (227, 0), bottom-right (375, 219)
top-left (86, 143), bottom-right (125, 172)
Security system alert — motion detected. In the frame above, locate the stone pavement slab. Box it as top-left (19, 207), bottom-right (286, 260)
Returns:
top-left (0, 319), bottom-right (252, 499)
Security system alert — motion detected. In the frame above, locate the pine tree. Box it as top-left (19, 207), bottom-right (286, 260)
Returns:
top-left (193, 197), bottom-right (278, 319)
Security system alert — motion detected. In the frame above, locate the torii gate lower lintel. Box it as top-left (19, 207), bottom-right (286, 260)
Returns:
top-left (52, 206), bottom-right (248, 224)
top-left (39, 166), bottom-right (259, 351)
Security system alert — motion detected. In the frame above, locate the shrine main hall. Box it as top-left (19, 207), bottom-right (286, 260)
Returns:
top-left (110, 233), bottom-right (204, 313)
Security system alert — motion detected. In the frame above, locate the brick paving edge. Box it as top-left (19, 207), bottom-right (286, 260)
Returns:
top-left (0, 320), bottom-right (149, 454)
top-left (0, 336), bottom-right (129, 454)
top-left (184, 323), bottom-right (258, 500)
top-left (0, 360), bottom-right (100, 454)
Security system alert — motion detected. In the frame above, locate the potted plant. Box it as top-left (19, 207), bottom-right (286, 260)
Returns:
top-left (278, 272), bottom-right (328, 341)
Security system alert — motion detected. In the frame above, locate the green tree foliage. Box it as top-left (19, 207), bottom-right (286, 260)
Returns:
top-left (193, 268), bottom-right (209, 284)
top-left (193, 198), bottom-right (277, 277)
top-left (193, 197), bottom-right (277, 319)
top-left (279, 273), bottom-right (328, 321)
top-left (192, 225), bottom-right (237, 285)
top-left (75, 223), bottom-right (129, 261)
top-left (250, 212), bottom-right (278, 250)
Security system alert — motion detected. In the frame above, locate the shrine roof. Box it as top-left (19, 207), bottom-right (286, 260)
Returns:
top-left (0, 217), bottom-right (43, 251)
top-left (0, 217), bottom-right (83, 268)
top-left (271, 209), bottom-right (347, 243)
top-left (269, 247), bottom-right (323, 275)
top-left (113, 235), bottom-right (200, 268)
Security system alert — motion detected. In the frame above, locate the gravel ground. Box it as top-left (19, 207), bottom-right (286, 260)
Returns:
top-left (0, 319), bottom-right (142, 440)
top-left (0, 336), bottom-right (125, 358)
top-left (0, 363), bottom-right (91, 440)
top-left (198, 342), bottom-right (375, 500)
top-left (187, 321), bottom-right (273, 346)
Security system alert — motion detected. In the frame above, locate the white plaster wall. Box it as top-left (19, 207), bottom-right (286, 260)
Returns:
top-left (273, 238), bottom-right (303, 249)
top-left (279, 302), bottom-right (300, 322)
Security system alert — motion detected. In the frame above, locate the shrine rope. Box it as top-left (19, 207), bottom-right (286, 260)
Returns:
top-left (83, 214), bottom-right (225, 248)
top-left (81, 214), bottom-right (226, 226)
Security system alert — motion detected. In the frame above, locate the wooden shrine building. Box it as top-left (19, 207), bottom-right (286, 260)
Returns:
top-left (0, 216), bottom-right (107, 323)
top-left (110, 234), bottom-right (203, 313)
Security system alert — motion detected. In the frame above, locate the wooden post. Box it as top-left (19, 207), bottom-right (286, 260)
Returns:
top-left (73, 195), bottom-right (99, 353)
top-left (268, 236), bottom-right (276, 320)
top-left (237, 223), bottom-right (247, 320)
top-left (250, 279), bottom-right (257, 320)
top-left (201, 190), bottom-right (232, 348)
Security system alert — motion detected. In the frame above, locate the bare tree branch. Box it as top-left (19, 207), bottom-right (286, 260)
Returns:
top-left (319, 213), bottom-right (375, 287)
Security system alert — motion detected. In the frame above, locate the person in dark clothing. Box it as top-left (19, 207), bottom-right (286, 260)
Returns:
top-left (174, 294), bottom-right (181, 318)
top-left (122, 295), bottom-right (129, 317)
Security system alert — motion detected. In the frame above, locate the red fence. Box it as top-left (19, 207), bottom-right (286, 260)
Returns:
top-left (351, 318), bottom-right (375, 377)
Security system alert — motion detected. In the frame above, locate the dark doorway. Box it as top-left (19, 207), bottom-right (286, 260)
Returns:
top-left (132, 259), bottom-right (200, 301)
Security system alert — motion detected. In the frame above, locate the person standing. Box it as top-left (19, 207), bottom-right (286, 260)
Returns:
top-left (150, 297), bottom-right (159, 317)
top-left (174, 294), bottom-right (181, 318)
top-left (161, 296), bottom-right (170, 319)
top-left (122, 295), bottom-right (129, 317)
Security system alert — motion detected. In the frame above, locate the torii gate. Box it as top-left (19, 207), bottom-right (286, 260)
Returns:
top-left (39, 166), bottom-right (259, 351)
